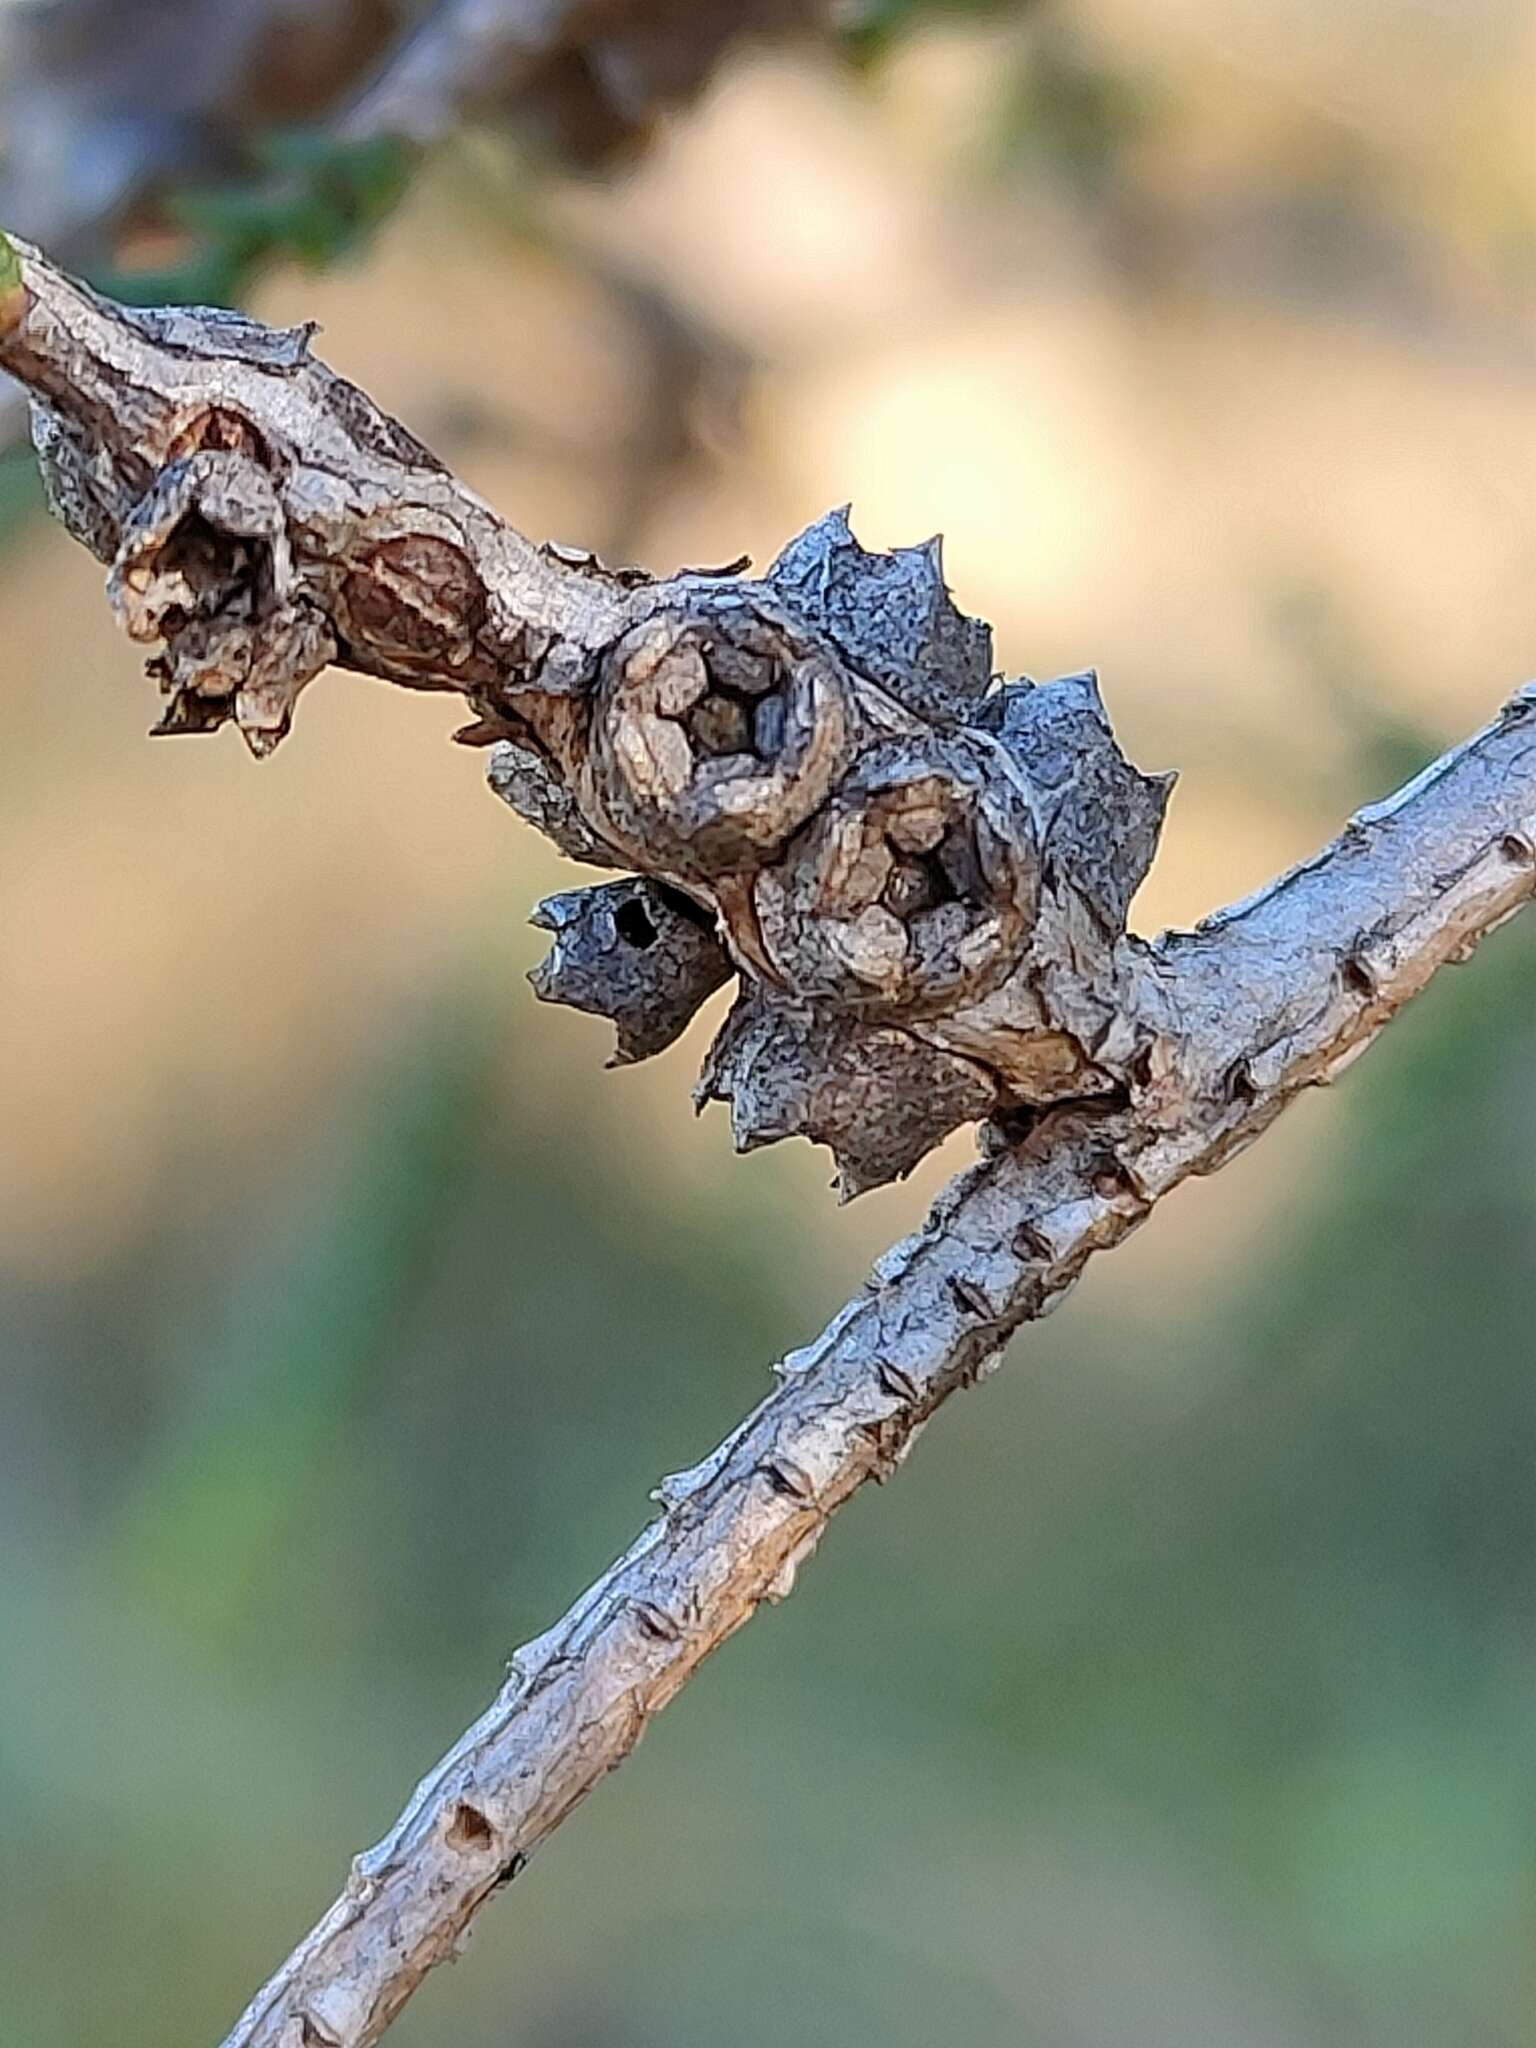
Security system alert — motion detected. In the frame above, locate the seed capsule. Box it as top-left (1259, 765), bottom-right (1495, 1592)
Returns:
top-left (583, 599), bottom-right (853, 881)
top-left (753, 738), bottom-right (1039, 1016)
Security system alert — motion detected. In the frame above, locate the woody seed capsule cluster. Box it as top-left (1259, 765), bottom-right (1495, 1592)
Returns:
top-left (0, 249), bottom-right (1172, 1198)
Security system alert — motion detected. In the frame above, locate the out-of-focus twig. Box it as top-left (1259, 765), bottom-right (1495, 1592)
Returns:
top-left (0, 0), bottom-right (822, 459)
top-left (343, 0), bottom-right (826, 159)
top-left (0, 0), bottom-right (406, 454)
top-left (0, 0), bottom-right (402, 266)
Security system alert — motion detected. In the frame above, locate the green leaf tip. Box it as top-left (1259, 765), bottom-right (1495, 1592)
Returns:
top-left (0, 230), bottom-right (25, 337)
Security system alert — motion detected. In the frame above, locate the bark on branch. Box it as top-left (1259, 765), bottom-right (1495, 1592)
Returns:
top-left (1, 235), bottom-right (1532, 2048)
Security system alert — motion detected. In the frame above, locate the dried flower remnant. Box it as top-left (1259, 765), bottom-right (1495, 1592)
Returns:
top-left (696, 988), bottom-right (997, 1199)
top-left (529, 878), bottom-right (732, 1065)
top-left (487, 738), bottom-right (619, 869)
top-left (765, 507), bottom-right (992, 726)
top-left (532, 621), bottom-right (1167, 1184)
top-left (106, 446), bottom-right (336, 751)
top-left (983, 670), bottom-right (1174, 935)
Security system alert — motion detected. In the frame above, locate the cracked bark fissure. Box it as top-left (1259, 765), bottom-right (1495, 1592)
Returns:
top-left (1, 236), bottom-right (1533, 2048)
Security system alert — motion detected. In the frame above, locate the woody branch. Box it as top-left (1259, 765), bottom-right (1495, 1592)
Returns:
top-left (1, 236), bottom-right (1533, 2048)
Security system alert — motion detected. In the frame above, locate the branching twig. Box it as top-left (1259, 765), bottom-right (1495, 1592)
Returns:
top-left (1, 235), bottom-right (1533, 2048)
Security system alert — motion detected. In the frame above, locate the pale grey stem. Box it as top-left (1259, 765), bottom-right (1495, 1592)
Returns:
top-left (341, 0), bottom-right (825, 148)
top-left (342, 0), bottom-right (579, 143)
top-left (218, 683), bottom-right (1536, 2048)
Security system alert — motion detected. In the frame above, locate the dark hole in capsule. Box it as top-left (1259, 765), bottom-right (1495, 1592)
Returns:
top-left (654, 882), bottom-right (716, 931)
top-left (614, 897), bottom-right (658, 949)
top-left (164, 512), bottom-right (241, 593)
top-left (884, 860), bottom-right (946, 917)
top-left (936, 827), bottom-right (984, 903)
top-left (923, 849), bottom-right (956, 903)
top-left (687, 691), bottom-right (752, 757)
top-left (877, 822), bottom-right (984, 920)
top-left (668, 627), bottom-right (792, 764)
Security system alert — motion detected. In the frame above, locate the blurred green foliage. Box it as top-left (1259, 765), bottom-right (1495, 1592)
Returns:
top-left (838, 0), bottom-right (1025, 67)
top-left (0, 444), bottom-right (40, 546)
top-left (95, 130), bottom-right (412, 311)
top-left (1269, 585), bottom-right (1443, 800)
top-left (993, 25), bottom-right (1151, 195)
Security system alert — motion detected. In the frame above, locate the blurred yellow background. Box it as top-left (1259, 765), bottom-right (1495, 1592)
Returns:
top-left (2, 6), bottom-right (1535, 2045)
